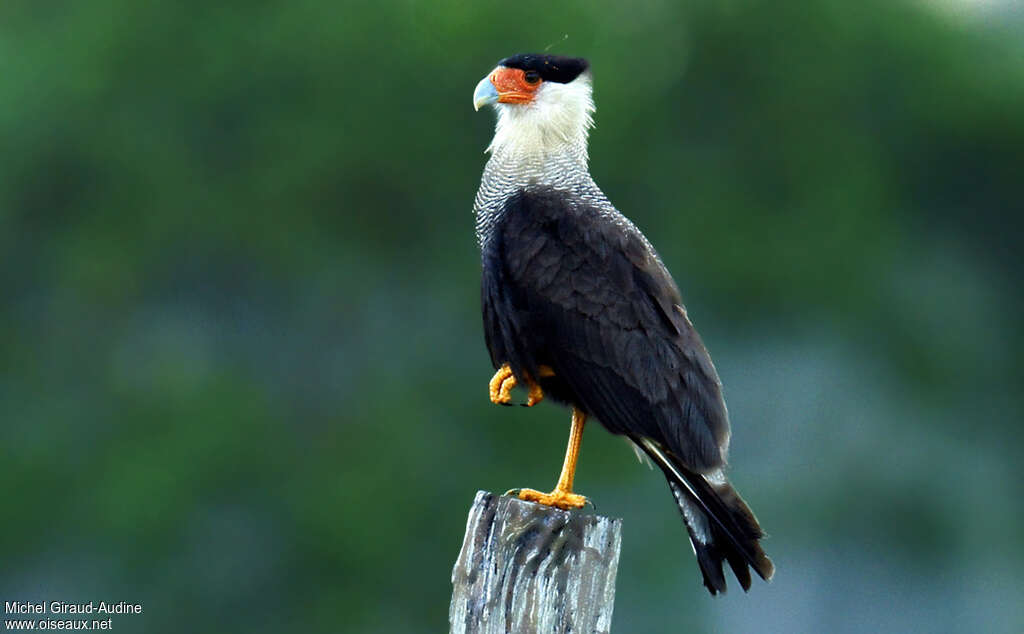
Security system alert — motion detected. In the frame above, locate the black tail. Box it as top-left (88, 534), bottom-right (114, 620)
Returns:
top-left (633, 436), bottom-right (774, 594)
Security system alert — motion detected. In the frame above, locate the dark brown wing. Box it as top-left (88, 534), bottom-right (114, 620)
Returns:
top-left (482, 186), bottom-right (730, 472)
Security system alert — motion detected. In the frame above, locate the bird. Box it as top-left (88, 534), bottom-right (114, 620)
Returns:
top-left (470, 53), bottom-right (774, 594)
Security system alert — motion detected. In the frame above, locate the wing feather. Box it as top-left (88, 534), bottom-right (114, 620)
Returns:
top-left (486, 187), bottom-right (730, 472)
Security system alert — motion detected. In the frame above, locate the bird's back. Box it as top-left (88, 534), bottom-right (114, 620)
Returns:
top-left (481, 184), bottom-right (732, 474)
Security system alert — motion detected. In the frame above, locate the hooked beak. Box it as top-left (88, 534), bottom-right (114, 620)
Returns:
top-left (473, 74), bottom-right (499, 111)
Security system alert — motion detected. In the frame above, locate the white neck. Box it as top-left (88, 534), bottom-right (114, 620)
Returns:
top-left (475, 74), bottom-right (609, 250)
top-left (485, 75), bottom-right (595, 165)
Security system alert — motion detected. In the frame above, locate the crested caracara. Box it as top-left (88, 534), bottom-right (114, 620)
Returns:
top-left (472, 54), bottom-right (774, 594)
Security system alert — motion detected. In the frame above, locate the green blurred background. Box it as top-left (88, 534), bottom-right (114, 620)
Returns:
top-left (2, 1), bottom-right (1022, 632)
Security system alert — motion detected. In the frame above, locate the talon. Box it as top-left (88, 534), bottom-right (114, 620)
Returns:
top-left (515, 487), bottom-right (589, 510)
top-left (489, 364), bottom-right (516, 405)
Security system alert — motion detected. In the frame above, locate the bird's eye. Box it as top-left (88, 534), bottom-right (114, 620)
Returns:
top-left (524, 70), bottom-right (541, 85)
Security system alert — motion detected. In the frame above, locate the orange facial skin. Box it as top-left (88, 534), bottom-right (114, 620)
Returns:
top-left (490, 67), bottom-right (542, 104)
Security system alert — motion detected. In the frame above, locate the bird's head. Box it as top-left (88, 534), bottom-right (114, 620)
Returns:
top-left (473, 54), bottom-right (594, 157)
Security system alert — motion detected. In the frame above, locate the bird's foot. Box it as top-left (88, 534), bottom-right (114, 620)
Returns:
top-left (489, 364), bottom-right (517, 405)
top-left (523, 365), bottom-right (555, 407)
top-left (506, 487), bottom-right (589, 510)
top-left (525, 381), bottom-right (544, 407)
top-left (490, 364), bottom-right (555, 406)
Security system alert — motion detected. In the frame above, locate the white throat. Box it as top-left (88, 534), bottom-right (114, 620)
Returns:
top-left (486, 74), bottom-right (595, 164)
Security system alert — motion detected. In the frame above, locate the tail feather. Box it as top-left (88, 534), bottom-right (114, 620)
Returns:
top-left (634, 436), bottom-right (774, 594)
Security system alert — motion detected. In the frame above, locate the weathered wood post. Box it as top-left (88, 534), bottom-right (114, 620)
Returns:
top-left (450, 491), bottom-right (623, 634)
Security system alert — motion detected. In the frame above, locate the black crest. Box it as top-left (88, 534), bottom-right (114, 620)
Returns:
top-left (498, 54), bottom-right (589, 84)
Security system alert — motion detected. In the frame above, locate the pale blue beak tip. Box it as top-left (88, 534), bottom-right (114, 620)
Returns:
top-left (473, 75), bottom-right (499, 111)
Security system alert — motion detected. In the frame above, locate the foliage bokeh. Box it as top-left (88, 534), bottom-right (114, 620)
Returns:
top-left (2, 1), bottom-right (1021, 632)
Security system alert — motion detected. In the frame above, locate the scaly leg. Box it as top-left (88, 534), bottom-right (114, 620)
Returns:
top-left (511, 407), bottom-right (588, 510)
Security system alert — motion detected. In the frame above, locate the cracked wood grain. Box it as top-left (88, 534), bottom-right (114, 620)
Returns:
top-left (450, 491), bottom-right (622, 634)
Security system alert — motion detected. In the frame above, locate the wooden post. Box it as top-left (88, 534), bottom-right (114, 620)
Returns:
top-left (450, 491), bottom-right (623, 634)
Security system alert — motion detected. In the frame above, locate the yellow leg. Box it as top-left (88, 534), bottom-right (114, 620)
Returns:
top-left (513, 408), bottom-right (588, 510)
